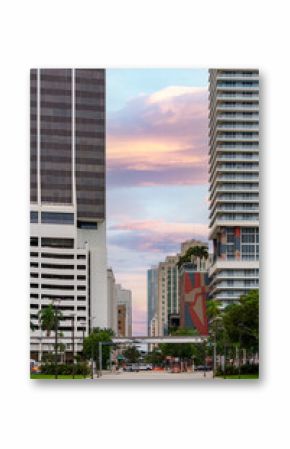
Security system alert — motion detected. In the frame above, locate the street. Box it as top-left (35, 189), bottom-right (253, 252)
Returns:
top-left (95, 370), bottom-right (214, 380)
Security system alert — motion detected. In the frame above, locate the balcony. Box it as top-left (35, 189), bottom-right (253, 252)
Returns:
top-left (208, 259), bottom-right (259, 277)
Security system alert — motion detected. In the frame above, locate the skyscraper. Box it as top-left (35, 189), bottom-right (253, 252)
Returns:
top-left (157, 255), bottom-right (179, 335)
top-left (147, 266), bottom-right (158, 336)
top-left (115, 284), bottom-right (132, 337)
top-left (208, 69), bottom-right (259, 307)
top-left (30, 69), bottom-right (107, 361)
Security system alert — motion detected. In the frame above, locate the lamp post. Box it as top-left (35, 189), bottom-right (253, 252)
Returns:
top-left (89, 315), bottom-right (96, 379)
top-left (38, 310), bottom-right (42, 364)
top-left (51, 298), bottom-right (61, 379)
top-left (68, 314), bottom-right (76, 379)
top-left (79, 321), bottom-right (87, 378)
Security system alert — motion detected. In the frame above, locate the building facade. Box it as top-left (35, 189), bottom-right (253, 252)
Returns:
top-left (147, 266), bottom-right (158, 336)
top-left (115, 284), bottom-right (132, 337)
top-left (30, 68), bottom-right (107, 360)
top-left (208, 69), bottom-right (259, 307)
top-left (107, 268), bottom-right (118, 333)
top-left (157, 255), bottom-right (179, 336)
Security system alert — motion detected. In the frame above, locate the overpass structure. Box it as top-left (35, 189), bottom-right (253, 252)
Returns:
top-left (113, 336), bottom-right (208, 345)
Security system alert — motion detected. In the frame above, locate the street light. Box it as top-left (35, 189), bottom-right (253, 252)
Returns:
top-left (68, 314), bottom-right (76, 379)
top-left (51, 298), bottom-right (61, 379)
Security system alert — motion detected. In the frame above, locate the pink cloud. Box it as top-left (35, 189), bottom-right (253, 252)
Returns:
top-left (107, 86), bottom-right (208, 187)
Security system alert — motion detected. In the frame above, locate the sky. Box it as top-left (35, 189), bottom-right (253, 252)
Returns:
top-left (106, 69), bottom-right (209, 335)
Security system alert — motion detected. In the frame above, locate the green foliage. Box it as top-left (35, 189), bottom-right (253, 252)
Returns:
top-left (123, 346), bottom-right (141, 363)
top-left (223, 290), bottom-right (259, 351)
top-left (159, 328), bottom-right (198, 360)
top-left (38, 304), bottom-right (63, 336)
top-left (177, 245), bottom-right (208, 268)
top-left (144, 349), bottom-right (163, 366)
top-left (215, 363), bottom-right (259, 377)
top-left (41, 363), bottom-right (90, 376)
top-left (83, 327), bottom-right (114, 367)
top-left (206, 300), bottom-right (221, 321)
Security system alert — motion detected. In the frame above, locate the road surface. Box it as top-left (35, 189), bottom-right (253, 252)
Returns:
top-left (95, 370), bottom-right (214, 380)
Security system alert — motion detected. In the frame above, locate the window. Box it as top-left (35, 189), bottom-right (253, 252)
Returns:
top-left (41, 253), bottom-right (74, 259)
top-left (30, 211), bottom-right (38, 223)
top-left (41, 263), bottom-right (74, 269)
top-left (241, 228), bottom-right (259, 260)
top-left (41, 238), bottom-right (74, 248)
top-left (30, 262), bottom-right (38, 268)
top-left (30, 237), bottom-right (38, 247)
top-left (225, 228), bottom-right (235, 260)
top-left (77, 221), bottom-right (98, 229)
top-left (41, 212), bottom-right (74, 225)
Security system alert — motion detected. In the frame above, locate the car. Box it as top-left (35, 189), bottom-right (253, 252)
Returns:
top-left (195, 365), bottom-right (212, 372)
top-left (138, 363), bottom-right (152, 371)
top-left (123, 363), bottom-right (140, 372)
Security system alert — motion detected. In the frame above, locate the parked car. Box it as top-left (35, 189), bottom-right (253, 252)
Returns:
top-left (123, 363), bottom-right (140, 372)
top-left (138, 363), bottom-right (152, 371)
top-left (195, 365), bottom-right (212, 372)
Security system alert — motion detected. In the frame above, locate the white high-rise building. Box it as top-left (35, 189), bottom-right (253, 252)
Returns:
top-left (208, 69), bottom-right (259, 307)
top-left (30, 69), bottom-right (108, 361)
top-left (107, 268), bottom-right (118, 333)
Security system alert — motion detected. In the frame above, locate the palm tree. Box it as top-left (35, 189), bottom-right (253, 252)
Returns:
top-left (206, 300), bottom-right (221, 321)
top-left (177, 245), bottom-right (208, 268)
top-left (39, 304), bottom-right (62, 336)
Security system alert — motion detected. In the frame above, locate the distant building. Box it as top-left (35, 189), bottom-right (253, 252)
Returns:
top-left (179, 241), bottom-right (210, 334)
top-left (179, 263), bottom-right (210, 335)
top-left (116, 284), bottom-right (132, 337)
top-left (147, 267), bottom-right (158, 336)
top-left (157, 255), bottom-right (179, 336)
top-left (107, 268), bottom-right (117, 333)
top-left (180, 239), bottom-right (207, 256)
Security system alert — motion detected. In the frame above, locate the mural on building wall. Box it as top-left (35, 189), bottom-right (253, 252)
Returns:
top-left (180, 271), bottom-right (209, 335)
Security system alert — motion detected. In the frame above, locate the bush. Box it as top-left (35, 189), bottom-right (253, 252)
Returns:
top-left (216, 363), bottom-right (259, 376)
top-left (40, 363), bottom-right (90, 376)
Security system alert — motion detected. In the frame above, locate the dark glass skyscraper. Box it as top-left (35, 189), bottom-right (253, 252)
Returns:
top-left (30, 69), bottom-right (107, 361)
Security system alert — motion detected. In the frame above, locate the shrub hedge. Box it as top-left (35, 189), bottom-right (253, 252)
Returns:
top-left (41, 363), bottom-right (90, 376)
top-left (216, 363), bottom-right (259, 376)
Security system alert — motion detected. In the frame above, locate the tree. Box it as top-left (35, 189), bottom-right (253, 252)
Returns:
top-left (83, 327), bottom-right (115, 369)
top-left (223, 290), bottom-right (259, 352)
top-left (159, 328), bottom-right (197, 360)
top-left (39, 304), bottom-right (61, 336)
top-left (144, 349), bottom-right (163, 366)
top-left (206, 300), bottom-right (221, 322)
top-left (177, 245), bottom-right (208, 268)
top-left (123, 346), bottom-right (140, 363)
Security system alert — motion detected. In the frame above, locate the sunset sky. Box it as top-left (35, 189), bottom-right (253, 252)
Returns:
top-left (106, 69), bottom-right (209, 335)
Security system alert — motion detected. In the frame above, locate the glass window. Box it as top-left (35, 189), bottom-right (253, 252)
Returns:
top-left (30, 211), bottom-right (38, 223)
top-left (77, 220), bottom-right (98, 229)
top-left (41, 212), bottom-right (74, 225)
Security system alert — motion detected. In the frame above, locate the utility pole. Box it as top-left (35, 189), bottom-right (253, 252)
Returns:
top-left (71, 315), bottom-right (75, 379)
top-left (54, 306), bottom-right (58, 379)
top-left (213, 331), bottom-right (217, 378)
top-left (99, 341), bottom-right (102, 377)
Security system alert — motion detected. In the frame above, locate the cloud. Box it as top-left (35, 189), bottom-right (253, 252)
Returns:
top-left (109, 219), bottom-right (209, 254)
top-left (107, 85), bottom-right (208, 187)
